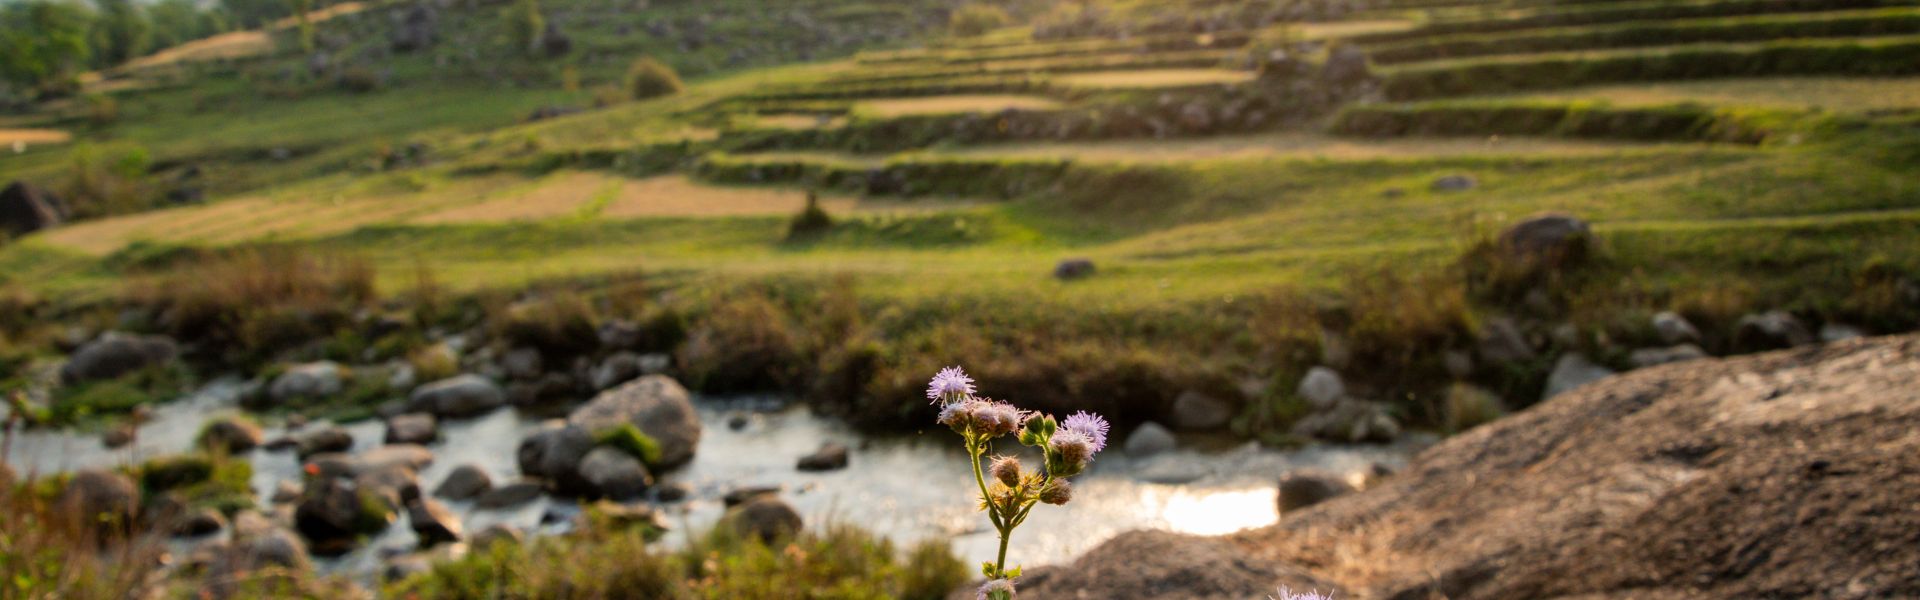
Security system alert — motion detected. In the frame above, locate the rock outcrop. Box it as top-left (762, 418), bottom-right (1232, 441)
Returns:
top-left (1025, 335), bottom-right (1920, 599)
top-left (567, 375), bottom-right (701, 470)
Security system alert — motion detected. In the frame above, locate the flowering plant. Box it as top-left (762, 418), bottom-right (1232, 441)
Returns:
top-left (929, 366), bottom-right (1110, 600)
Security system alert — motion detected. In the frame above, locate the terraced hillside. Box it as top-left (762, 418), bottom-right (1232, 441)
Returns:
top-left (3, 0), bottom-right (1919, 437)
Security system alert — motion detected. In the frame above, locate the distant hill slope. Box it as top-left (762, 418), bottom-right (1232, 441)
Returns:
top-left (1017, 334), bottom-right (1920, 599)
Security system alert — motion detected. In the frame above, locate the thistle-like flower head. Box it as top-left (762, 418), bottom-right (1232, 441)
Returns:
top-left (989, 455), bottom-right (1023, 488)
top-left (1061, 411), bottom-right (1110, 453)
top-left (1038, 478), bottom-right (1072, 505)
top-left (974, 401), bottom-right (1027, 437)
top-left (1273, 587), bottom-right (1334, 600)
top-left (927, 366), bottom-right (976, 404)
top-left (977, 578), bottom-right (1017, 600)
top-left (1050, 429), bottom-right (1094, 469)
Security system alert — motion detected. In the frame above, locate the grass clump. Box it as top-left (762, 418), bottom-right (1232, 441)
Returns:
top-left (493, 290), bottom-right (600, 357)
top-left (386, 521), bottom-right (963, 599)
top-left (126, 248), bottom-right (376, 367)
top-left (677, 290), bottom-right (805, 394)
top-left (948, 4), bottom-right (1013, 37)
top-left (629, 57), bottom-right (685, 101)
top-left (47, 365), bottom-right (186, 426)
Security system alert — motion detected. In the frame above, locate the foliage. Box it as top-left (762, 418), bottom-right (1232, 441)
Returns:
top-left (0, 0), bottom-right (94, 92)
top-left (504, 0), bottom-right (545, 57)
top-left (125, 248), bottom-right (376, 366)
top-left (949, 4), bottom-right (1013, 37)
top-left (220, 0), bottom-right (290, 29)
top-left (493, 290), bottom-right (599, 356)
top-left (1331, 100), bottom-right (1784, 144)
top-left (47, 365), bottom-right (186, 425)
top-left (628, 56), bottom-right (684, 100)
top-left (786, 191), bottom-right (834, 240)
top-left (90, 0), bottom-right (150, 67)
top-left (0, 478), bottom-right (163, 599)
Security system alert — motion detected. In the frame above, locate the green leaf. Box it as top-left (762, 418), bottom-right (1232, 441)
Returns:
top-left (981, 562), bottom-right (996, 578)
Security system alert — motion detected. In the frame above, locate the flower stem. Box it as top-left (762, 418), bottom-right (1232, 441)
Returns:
top-left (994, 523), bottom-right (1011, 577)
top-left (966, 433), bottom-right (1003, 529)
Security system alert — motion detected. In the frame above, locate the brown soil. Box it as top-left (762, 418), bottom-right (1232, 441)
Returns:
top-left (1019, 335), bottom-right (1920, 599)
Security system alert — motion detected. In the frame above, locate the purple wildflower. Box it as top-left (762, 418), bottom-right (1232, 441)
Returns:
top-left (977, 579), bottom-right (1017, 600)
top-left (1061, 411), bottom-right (1110, 453)
top-left (927, 366), bottom-right (976, 404)
top-left (1273, 587), bottom-right (1334, 600)
top-left (938, 398), bottom-right (988, 433)
top-left (1050, 429), bottom-right (1094, 467)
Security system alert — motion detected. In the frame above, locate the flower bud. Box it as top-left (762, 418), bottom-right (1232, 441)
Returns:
top-left (989, 455), bottom-right (1022, 488)
top-left (977, 579), bottom-right (1016, 600)
top-left (1038, 479), bottom-right (1072, 505)
top-left (974, 401), bottom-right (1025, 438)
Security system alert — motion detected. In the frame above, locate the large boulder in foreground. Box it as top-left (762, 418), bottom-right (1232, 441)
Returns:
top-left (1010, 530), bottom-right (1334, 599)
top-left (567, 375), bottom-right (701, 470)
top-left (59, 332), bottom-right (178, 384)
top-left (1173, 334), bottom-right (1920, 600)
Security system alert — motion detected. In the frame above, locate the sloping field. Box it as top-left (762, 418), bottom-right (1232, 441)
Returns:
top-left (905, 132), bottom-right (1719, 163)
top-left (1505, 76), bottom-right (1920, 112)
top-left (1053, 69), bottom-right (1258, 89)
top-left (855, 95), bottom-right (1065, 117)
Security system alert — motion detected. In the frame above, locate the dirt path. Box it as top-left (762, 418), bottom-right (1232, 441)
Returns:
top-left (0, 129), bottom-right (70, 149)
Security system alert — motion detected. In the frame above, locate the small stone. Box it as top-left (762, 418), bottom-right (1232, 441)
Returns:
top-left (1124, 422), bottom-right (1177, 457)
top-left (1734, 311), bottom-right (1813, 352)
top-left (295, 425), bottom-right (355, 459)
top-left (1297, 367), bottom-right (1346, 410)
top-left (1053, 258), bottom-right (1096, 280)
top-left (172, 507), bottom-right (227, 537)
top-left (1169, 391), bottom-right (1234, 431)
top-left (723, 486), bottom-right (781, 507)
top-left (434, 465), bottom-right (493, 500)
top-left (1278, 470), bottom-right (1355, 513)
top-left (470, 523), bottom-right (524, 549)
top-left (1819, 323), bottom-right (1866, 343)
top-left (198, 416), bottom-right (265, 453)
top-left (653, 482), bottom-right (691, 503)
top-left (578, 447), bottom-right (653, 500)
top-left (502, 347), bottom-right (544, 381)
top-left (273, 481), bottom-right (303, 504)
top-left (1652, 311), bottom-right (1701, 345)
top-left (1630, 345), bottom-right (1708, 369)
top-left (724, 496), bottom-right (803, 542)
top-left (1543, 353), bottom-right (1616, 401)
top-left (407, 498), bottom-right (462, 546)
top-left (796, 442), bottom-right (850, 472)
top-left (474, 481), bottom-right (543, 509)
top-left (102, 424), bottom-right (136, 449)
top-left (1430, 174), bottom-right (1476, 192)
top-left (267, 361), bottom-right (346, 405)
top-left (384, 413), bottom-right (438, 445)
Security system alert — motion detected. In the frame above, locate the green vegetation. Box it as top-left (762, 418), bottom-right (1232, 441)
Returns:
top-left (385, 522), bottom-right (967, 600)
top-left (950, 4), bottom-right (1015, 38)
top-left (594, 422), bottom-right (665, 467)
top-left (629, 57), bottom-right (685, 101)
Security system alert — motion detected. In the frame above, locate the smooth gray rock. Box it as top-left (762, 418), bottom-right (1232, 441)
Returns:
top-left (1734, 311), bottom-right (1814, 351)
top-left (1297, 367), bottom-right (1346, 410)
top-left (1124, 422), bottom-right (1177, 457)
top-left (407, 374), bottom-right (506, 418)
top-left (59, 332), bottom-right (177, 384)
top-left (406, 498), bottom-right (462, 546)
top-left (434, 464), bottom-right (492, 500)
top-left (796, 442), bottom-right (850, 472)
top-left (1652, 311), bottom-right (1701, 345)
top-left (1630, 344), bottom-right (1708, 369)
top-left (1543, 353), bottom-right (1616, 401)
top-left (1170, 390), bottom-right (1235, 431)
top-left (385, 413), bottom-right (438, 445)
top-left (269, 362), bottom-right (345, 404)
top-left (578, 447), bottom-right (652, 500)
top-left (567, 375), bottom-right (701, 470)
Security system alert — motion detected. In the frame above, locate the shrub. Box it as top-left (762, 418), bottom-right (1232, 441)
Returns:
top-left (336, 66), bottom-right (382, 93)
top-left (83, 94), bottom-right (119, 125)
top-left (61, 142), bottom-right (154, 219)
top-left (786, 191), bottom-right (834, 240)
top-left (504, 0), bottom-right (545, 56)
top-left (949, 4), bottom-right (1013, 37)
top-left (0, 478), bottom-right (164, 598)
top-left (627, 57), bottom-right (683, 100)
top-left (125, 248), bottom-right (376, 366)
top-left (1330, 101), bottom-right (1774, 144)
top-left (494, 291), bottom-right (599, 356)
top-left (677, 291), bottom-right (804, 394)
top-left (137, 454), bottom-right (214, 492)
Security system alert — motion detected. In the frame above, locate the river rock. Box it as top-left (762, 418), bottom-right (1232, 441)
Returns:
top-left (1733, 311), bottom-right (1813, 352)
top-left (507, 372), bottom-right (575, 408)
top-left (355, 463), bottom-right (423, 508)
top-left (173, 507), bottom-right (227, 538)
top-left (795, 442), bottom-right (850, 472)
top-left (567, 375), bottom-right (701, 470)
top-left (597, 319), bottom-right (643, 350)
top-left (383, 554), bottom-right (432, 583)
top-left (1293, 399), bottom-right (1401, 443)
top-left (197, 416), bottom-right (264, 453)
top-left (384, 413), bottom-right (438, 445)
top-left (434, 464), bottom-right (492, 500)
top-left (1652, 311), bottom-right (1701, 345)
top-left (474, 481), bottom-right (543, 509)
top-left (1136, 455), bottom-right (1212, 485)
top-left (582, 501), bottom-right (671, 536)
top-left (1170, 390), bottom-right (1234, 431)
top-left (1444, 383), bottom-right (1506, 431)
top-left (59, 332), bottom-right (178, 384)
top-left (578, 447), bottom-right (652, 500)
top-left (407, 498), bottom-right (462, 546)
top-left (1124, 422), bottom-right (1177, 457)
top-left (517, 423), bottom-right (595, 490)
top-left (273, 480), bottom-right (302, 503)
top-left (357, 444), bottom-right (435, 474)
top-left (0, 180), bottom-right (65, 236)
top-left (724, 496), bottom-right (803, 542)
top-left (102, 424), bottom-right (135, 449)
top-left (295, 477), bottom-right (394, 547)
top-left (407, 374), bottom-right (506, 418)
top-left (1499, 212), bottom-right (1591, 265)
top-left (1543, 353), bottom-right (1615, 401)
top-left (208, 526), bottom-right (311, 585)
top-left (1297, 367), bottom-right (1346, 410)
top-left (502, 347), bottom-right (543, 381)
top-left (269, 362), bottom-right (345, 404)
top-left (470, 523), bottom-right (524, 549)
top-left (723, 486), bottom-right (781, 507)
top-left (1630, 344), bottom-right (1708, 369)
top-left (295, 425), bottom-right (355, 459)
top-left (654, 482), bottom-right (691, 503)
top-left (1476, 316), bottom-right (1536, 365)
top-left (60, 470), bottom-right (139, 528)
top-left (590, 352), bottom-right (645, 390)
top-left (1277, 470), bottom-right (1356, 513)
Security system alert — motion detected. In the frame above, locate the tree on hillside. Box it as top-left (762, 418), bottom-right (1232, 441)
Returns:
top-left (148, 0), bottom-right (226, 49)
top-left (503, 0), bottom-right (544, 57)
top-left (0, 0), bottom-right (95, 94)
top-left (91, 0), bottom-right (152, 66)
top-left (220, 0), bottom-right (289, 29)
